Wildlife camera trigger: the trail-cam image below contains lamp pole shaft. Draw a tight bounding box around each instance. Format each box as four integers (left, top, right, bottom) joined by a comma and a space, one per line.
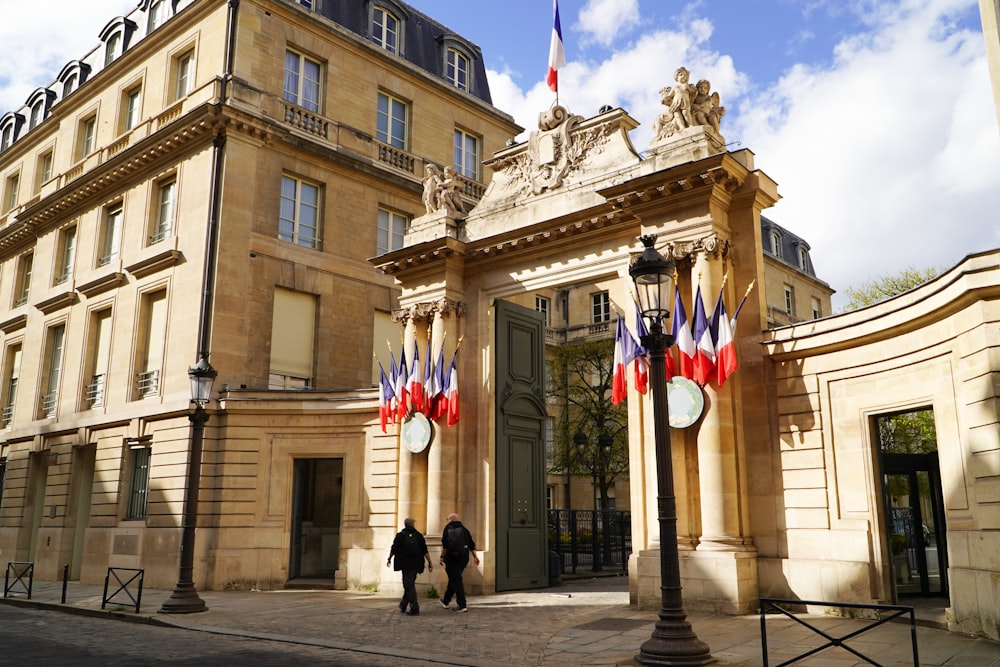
159, 406, 208, 614
636, 324, 713, 665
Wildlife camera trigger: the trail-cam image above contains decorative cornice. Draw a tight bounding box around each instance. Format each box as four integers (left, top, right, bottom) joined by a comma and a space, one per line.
0, 314, 27, 334
392, 298, 466, 324
77, 272, 126, 298
35, 290, 79, 315
125, 249, 183, 278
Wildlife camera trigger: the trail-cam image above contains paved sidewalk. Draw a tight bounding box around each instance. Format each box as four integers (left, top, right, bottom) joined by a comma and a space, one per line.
2, 574, 998, 666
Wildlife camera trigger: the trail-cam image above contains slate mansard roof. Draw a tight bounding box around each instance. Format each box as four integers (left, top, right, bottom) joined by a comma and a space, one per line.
761, 215, 823, 279
0, 0, 493, 154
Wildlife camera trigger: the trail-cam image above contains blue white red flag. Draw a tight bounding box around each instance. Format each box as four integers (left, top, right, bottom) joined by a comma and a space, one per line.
395, 347, 409, 419
378, 360, 395, 433
446, 352, 460, 426
430, 346, 447, 421
692, 285, 716, 386
611, 317, 629, 405
632, 302, 651, 392
408, 339, 423, 414
421, 338, 434, 417
710, 290, 737, 387
547, 0, 565, 92
671, 287, 695, 380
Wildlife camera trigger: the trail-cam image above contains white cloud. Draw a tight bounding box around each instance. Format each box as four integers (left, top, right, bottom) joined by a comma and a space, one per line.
0, 1, 136, 113
577, 0, 641, 48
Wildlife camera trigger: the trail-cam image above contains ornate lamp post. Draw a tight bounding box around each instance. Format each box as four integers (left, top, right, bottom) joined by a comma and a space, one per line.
630, 235, 713, 665
159, 355, 217, 614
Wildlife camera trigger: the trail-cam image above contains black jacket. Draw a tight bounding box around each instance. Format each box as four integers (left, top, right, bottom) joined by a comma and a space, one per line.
390, 528, 428, 573
441, 521, 476, 563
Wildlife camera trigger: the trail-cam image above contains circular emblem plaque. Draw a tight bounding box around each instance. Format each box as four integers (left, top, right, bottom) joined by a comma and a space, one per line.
666, 377, 704, 428
402, 412, 432, 453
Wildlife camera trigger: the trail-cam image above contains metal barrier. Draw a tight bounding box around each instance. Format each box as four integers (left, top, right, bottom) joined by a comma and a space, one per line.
102, 567, 145, 613
759, 597, 918, 666
548, 510, 631, 574
3, 562, 33, 598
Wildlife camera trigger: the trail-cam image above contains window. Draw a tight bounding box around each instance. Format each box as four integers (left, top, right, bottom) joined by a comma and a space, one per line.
54, 225, 77, 285
4, 172, 18, 212
123, 85, 142, 131
454, 129, 479, 180
149, 178, 176, 244
35, 151, 53, 192
535, 296, 550, 327
811, 297, 821, 320
376, 207, 406, 254
78, 115, 96, 160
105, 32, 121, 66
783, 284, 794, 315
269, 288, 315, 389
98, 204, 123, 266
770, 230, 782, 258
376, 92, 407, 149
296, 0, 313, 8
283, 50, 321, 112
798, 246, 809, 271
278, 175, 320, 249
124, 441, 151, 520
592, 292, 610, 324
64, 73, 78, 96
446, 48, 469, 91
147, 0, 169, 31
1, 344, 21, 426
174, 50, 195, 100
135, 290, 167, 398
371, 6, 399, 54
13, 252, 32, 307
29, 101, 44, 130
85, 309, 113, 409
1, 125, 12, 151
40, 324, 66, 418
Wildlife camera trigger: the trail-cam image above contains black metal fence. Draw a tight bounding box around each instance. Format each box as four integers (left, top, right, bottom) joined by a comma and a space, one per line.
548, 509, 631, 574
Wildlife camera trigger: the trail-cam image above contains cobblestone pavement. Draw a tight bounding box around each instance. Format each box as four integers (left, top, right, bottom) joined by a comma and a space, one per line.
2, 575, 998, 666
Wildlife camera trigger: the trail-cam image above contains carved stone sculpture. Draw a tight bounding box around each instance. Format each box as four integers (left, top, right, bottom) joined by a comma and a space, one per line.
422, 163, 442, 214
651, 67, 724, 142
438, 165, 466, 215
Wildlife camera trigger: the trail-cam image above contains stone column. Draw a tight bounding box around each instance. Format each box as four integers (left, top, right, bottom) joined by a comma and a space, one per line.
425, 300, 462, 541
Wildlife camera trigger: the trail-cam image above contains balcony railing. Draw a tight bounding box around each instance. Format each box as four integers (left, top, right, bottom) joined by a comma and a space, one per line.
86, 374, 106, 408
1, 403, 13, 426
40, 391, 58, 418
284, 103, 329, 139
136, 369, 160, 397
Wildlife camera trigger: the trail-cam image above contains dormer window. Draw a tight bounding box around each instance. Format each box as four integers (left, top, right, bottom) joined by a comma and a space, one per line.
147, 0, 170, 31
25, 89, 55, 132
439, 35, 479, 93
770, 230, 782, 258
371, 4, 408, 55
798, 246, 809, 271
29, 102, 43, 130
446, 49, 469, 91
58, 61, 92, 100
0, 113, 24, 152
99, 17, 138, 68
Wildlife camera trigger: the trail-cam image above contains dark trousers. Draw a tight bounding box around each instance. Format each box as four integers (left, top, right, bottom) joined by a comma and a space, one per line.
442, 559, 467, 608
400, 568, 419, 611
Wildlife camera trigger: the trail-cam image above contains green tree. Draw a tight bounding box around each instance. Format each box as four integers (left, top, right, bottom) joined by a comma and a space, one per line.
546, 338, 629, 513
840, 265, 942, 312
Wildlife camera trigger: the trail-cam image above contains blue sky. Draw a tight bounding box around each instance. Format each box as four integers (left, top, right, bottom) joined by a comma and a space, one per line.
2, 0, 998, 309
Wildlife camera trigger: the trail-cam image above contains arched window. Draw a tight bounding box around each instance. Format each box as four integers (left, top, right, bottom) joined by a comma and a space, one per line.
58, 61, 92, 100
770, 230, 782, 258
372, 6, 399, 54
99, 17, 138, 67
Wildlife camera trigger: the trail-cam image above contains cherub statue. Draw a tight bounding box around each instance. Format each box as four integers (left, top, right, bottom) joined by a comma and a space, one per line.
691, 79, 724, 135
652, 66, 696, 140
438, 166, 466, 215
422, 163, 442, 214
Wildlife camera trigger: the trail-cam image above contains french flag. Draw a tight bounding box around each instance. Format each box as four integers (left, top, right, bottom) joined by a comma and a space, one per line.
395, 347, 409, 420
547, 0, 565, 92
632, 302, 651, 392
408, 340, 423, 415
671, 287, 695, 380
692, 285, 716, 387
378, 361, 395, 433
611, 317, 630, 405
421, 338, 435, 417
711, 290, 738, 387
430, 346, 447, 421
445, 352, 460, 426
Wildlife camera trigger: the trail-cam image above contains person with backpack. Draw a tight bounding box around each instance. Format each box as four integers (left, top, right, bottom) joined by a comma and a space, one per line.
387, 517, 432, 615
438, 512, 479, 612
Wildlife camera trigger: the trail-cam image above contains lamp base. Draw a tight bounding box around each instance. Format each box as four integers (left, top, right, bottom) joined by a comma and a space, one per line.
158, 582, 207, 614
635, 615, 714, 666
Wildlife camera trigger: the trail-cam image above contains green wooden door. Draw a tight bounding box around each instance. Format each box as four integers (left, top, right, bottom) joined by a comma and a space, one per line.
495, 300, 548, 591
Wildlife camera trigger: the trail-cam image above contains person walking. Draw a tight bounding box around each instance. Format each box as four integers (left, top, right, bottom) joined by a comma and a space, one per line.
438, 512, 479, 612
387, 517, 432, 616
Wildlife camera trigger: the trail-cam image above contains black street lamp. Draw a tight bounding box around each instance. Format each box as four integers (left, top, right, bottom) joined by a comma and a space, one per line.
159, 355, 217, 614
596, 434, 613, 567
630, 235, 713, 665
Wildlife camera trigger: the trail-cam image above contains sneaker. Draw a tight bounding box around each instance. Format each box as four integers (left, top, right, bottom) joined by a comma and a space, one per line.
439, 599, 449, 609
452, 606, 468, 613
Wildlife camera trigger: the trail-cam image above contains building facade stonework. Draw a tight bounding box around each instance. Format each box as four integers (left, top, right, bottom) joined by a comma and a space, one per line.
0, 0, 996, 643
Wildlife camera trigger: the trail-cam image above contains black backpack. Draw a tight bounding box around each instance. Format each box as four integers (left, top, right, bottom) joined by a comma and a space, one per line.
401, 530, 422, 558
445, 524, 466, 555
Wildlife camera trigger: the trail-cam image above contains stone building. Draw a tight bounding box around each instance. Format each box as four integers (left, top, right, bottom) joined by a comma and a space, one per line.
0, 0, 996, 644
